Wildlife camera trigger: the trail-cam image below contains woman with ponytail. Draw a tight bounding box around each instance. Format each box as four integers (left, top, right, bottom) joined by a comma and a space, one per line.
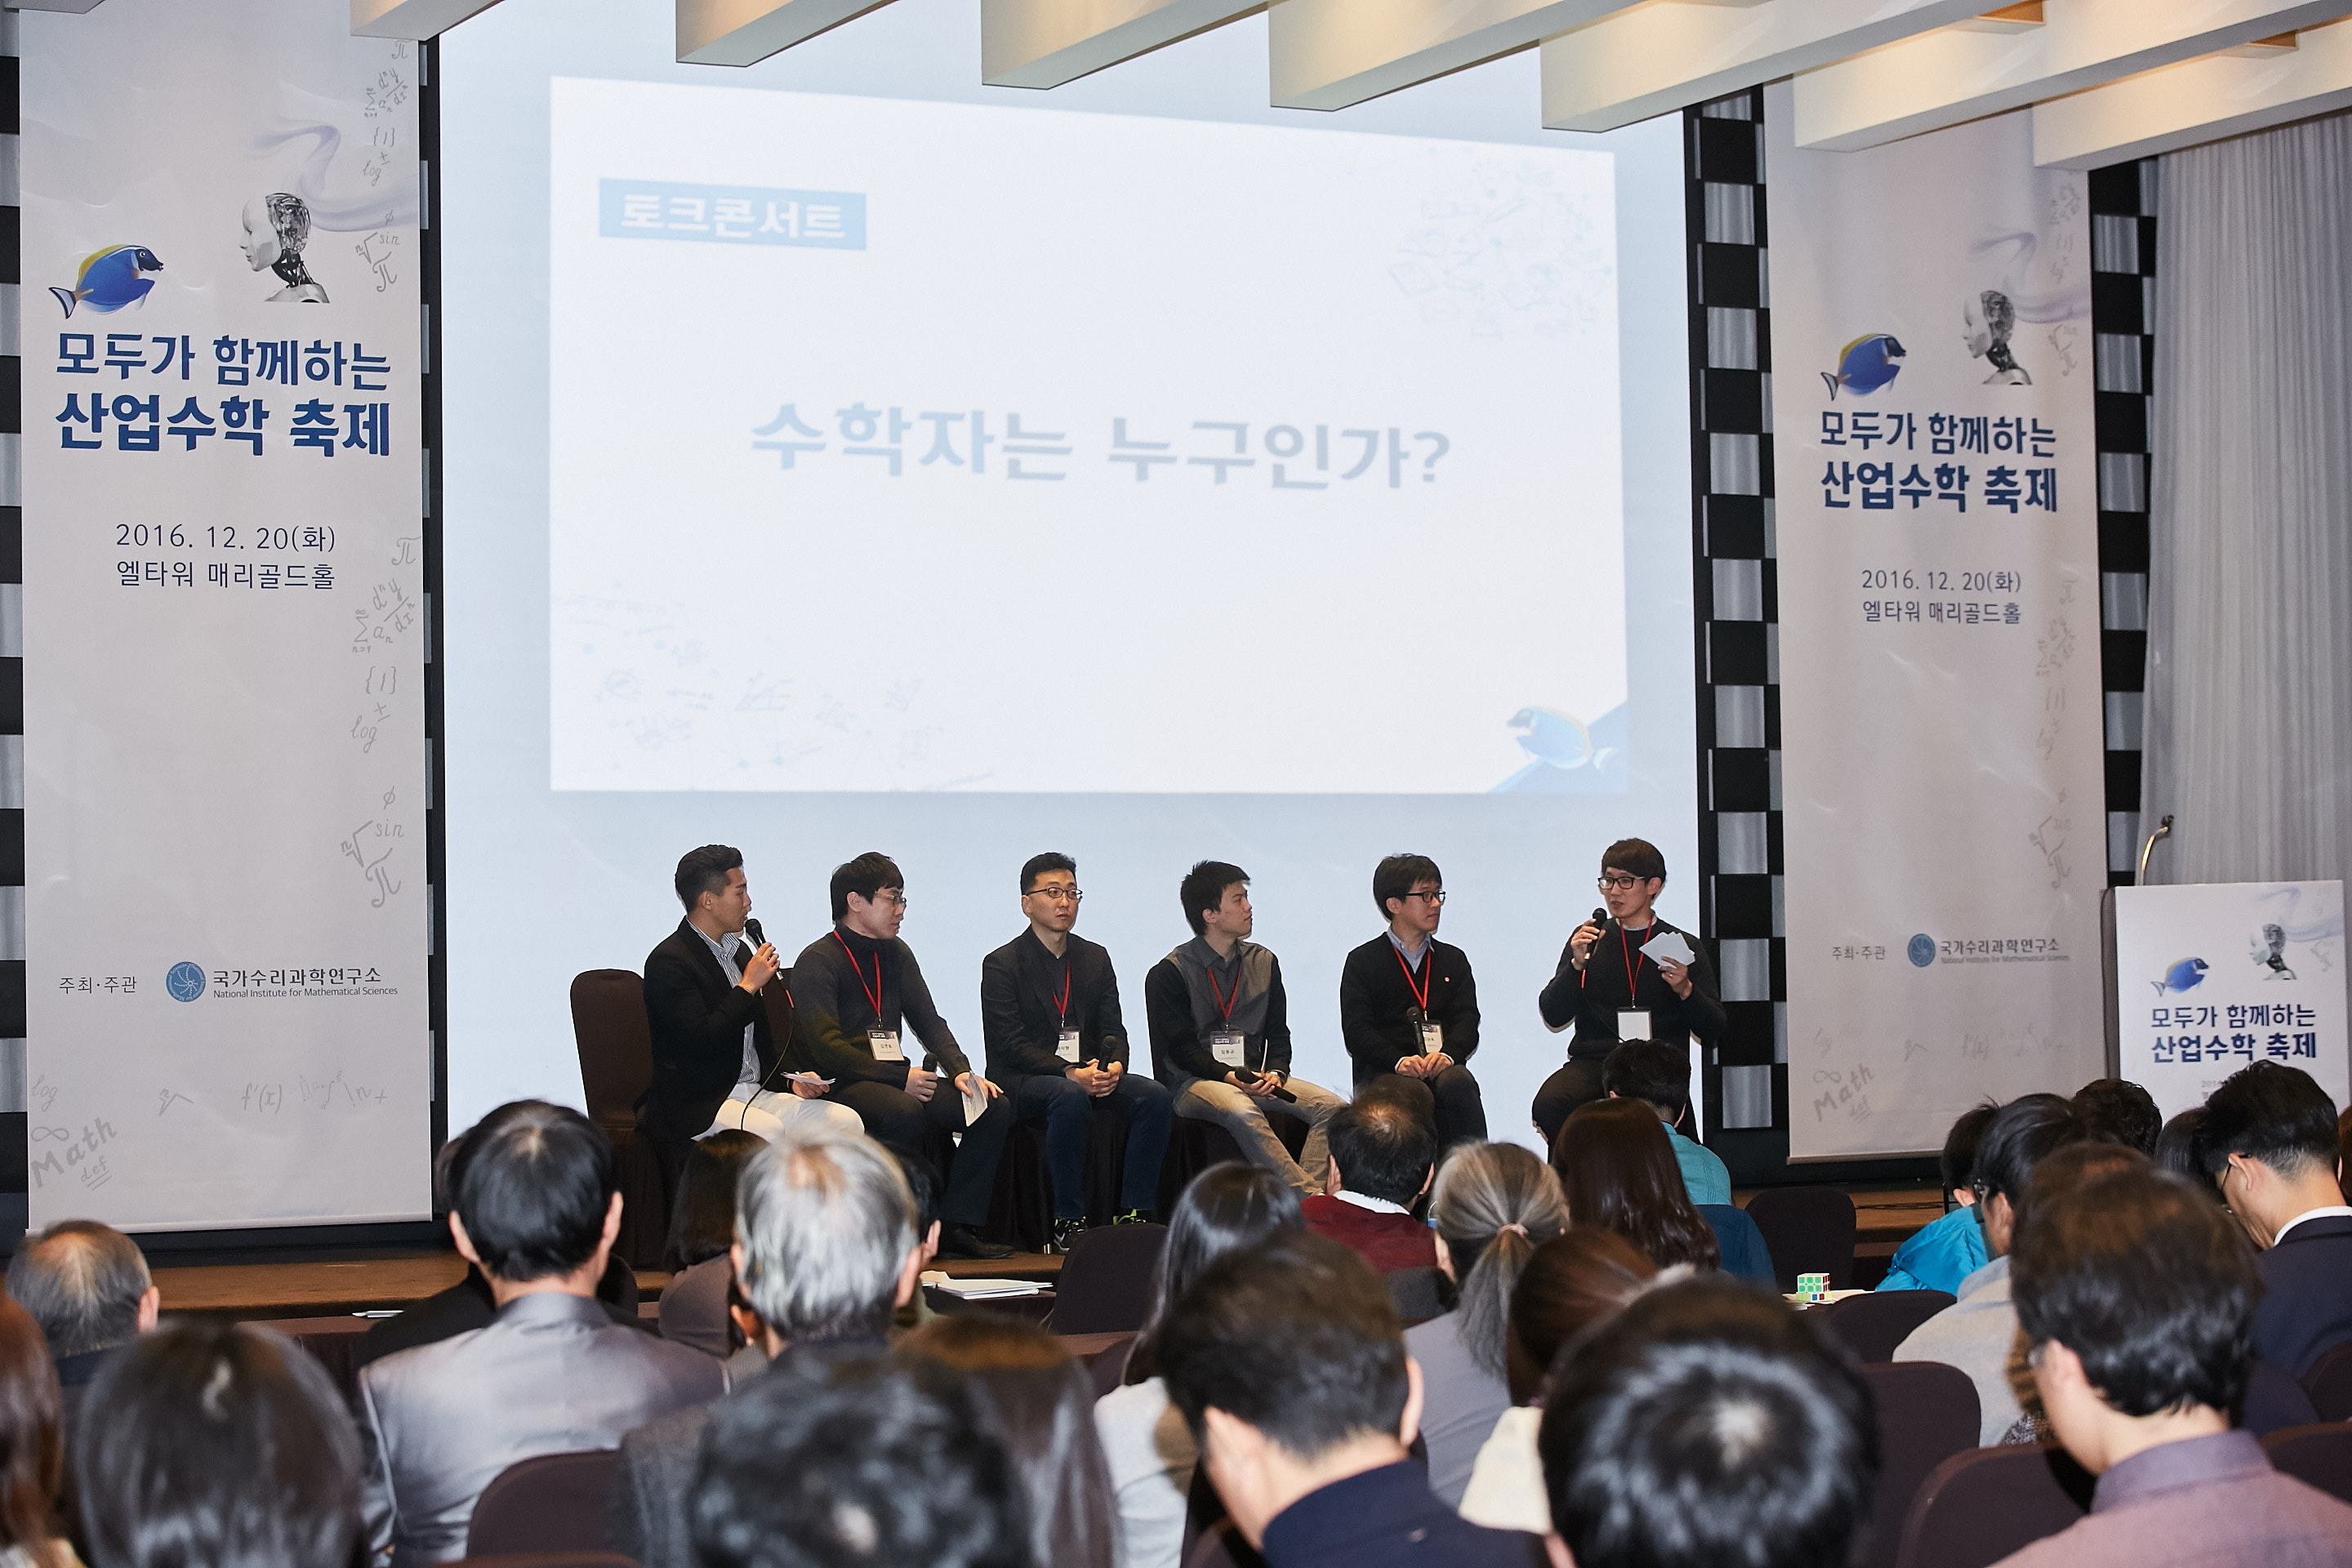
1405, 1142, 1569, 1508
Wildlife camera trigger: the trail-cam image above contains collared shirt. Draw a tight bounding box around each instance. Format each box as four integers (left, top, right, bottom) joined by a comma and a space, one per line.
2276, 1205, 2352, 1246
1386, 929, 1431, 969
1993, 1428, 2352, 1568
1335, 1189, 1411, 1217
692, 924, 758, 1089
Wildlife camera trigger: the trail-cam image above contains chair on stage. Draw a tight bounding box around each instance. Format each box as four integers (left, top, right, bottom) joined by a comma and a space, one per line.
2304, 1340, 2352, 1421
1049, 1222, 1168, 1335
1156, 1116, 1310, 1216
985, 1096, 1142, 1255
1698, 1203, 1778, 1289
1895, 1443, 2092, 1568
1817, 1290, 1956, 1365
568, 969, 673, 1270
1855, 1361, 1979, 1568
1745, 1186, 1859, 1291
2263, 1422, 2352, 1507
466, 1450, 621, 1558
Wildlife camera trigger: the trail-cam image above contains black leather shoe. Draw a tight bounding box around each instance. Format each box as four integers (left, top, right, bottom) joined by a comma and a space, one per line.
938, 1223, 1014, 1261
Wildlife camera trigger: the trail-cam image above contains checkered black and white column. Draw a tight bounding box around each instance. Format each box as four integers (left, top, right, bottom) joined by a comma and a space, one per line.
0, 19, 27, 1223
2090, 160, 2156, 887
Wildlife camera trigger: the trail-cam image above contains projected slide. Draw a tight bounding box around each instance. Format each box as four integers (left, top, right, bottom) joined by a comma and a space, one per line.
549, 79, 1628, 794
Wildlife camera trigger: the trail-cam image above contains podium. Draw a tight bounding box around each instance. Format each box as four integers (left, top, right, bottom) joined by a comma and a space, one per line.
2101, 880, 2348, 1121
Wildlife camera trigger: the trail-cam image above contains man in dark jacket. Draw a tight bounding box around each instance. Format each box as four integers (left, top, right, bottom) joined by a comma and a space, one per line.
1339, 853, 1486, 1148
639, 844, 859, 1150
2199, 1061, 2352, 1377
980, 852, 1172, 1254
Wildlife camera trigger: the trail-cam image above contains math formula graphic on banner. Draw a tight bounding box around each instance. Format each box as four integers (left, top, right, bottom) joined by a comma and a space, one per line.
20, 0, 430, 1230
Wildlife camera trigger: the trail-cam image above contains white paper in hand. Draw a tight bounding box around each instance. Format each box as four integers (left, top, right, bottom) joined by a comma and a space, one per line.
1641, 929, 1696, 968
961, 1076, 991, 1127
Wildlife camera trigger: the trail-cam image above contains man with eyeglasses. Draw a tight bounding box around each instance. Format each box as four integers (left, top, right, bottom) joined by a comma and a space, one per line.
1532, 838, 1726, 1149
980, 853, 1174, 1254
1339, 853, 1486, 1148
783, 851, 1017, 1260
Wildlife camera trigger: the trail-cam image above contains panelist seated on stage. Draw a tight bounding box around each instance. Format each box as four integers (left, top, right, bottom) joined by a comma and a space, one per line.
784, 851, 1017, 1262
639, 844, 860, 1148
1145, 860, 1345, 1198
1533, 839, 1725, 1149
1303, 1097, 1440, 1276
359, 1101, 724, 1568
1339, 853, 1487, 1149
1601, 1040, 1730, 1207
980, 852, 1174, 1254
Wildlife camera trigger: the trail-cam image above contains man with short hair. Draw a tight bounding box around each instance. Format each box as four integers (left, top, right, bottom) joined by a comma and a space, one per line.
786, 851, 1016, 1261
1302, 1099, 1439, 1275
5, 1218, 158, 1428
1533, 839, 1726, 1147
981, 851, 1174, 1254
1157, 1232, 1544, 1567
2198, 1061, 2352, 1377
615, 1123, 929, 1568
1145, 861, 1344, 1196
1993, 1162, 2352, 1567
1878, 1101, 1997, 1295
359, 1102, 724, 1567
1894, 1094, 2105, 1446
691, 1356, 1027, 1568
1339, 853, 1487, 1150
2073, 1078, 2162, 1156
1539, 1276, 1877, 1568
1601, 1039, 1730, 1205
640, 844, 861, 1150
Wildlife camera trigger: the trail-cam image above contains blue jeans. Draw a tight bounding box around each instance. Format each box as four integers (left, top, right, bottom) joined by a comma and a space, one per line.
1013, 1068, 1174, 1220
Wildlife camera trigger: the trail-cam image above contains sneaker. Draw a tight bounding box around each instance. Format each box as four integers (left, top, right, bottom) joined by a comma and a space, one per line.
1047, 1218, 1088, 1255
1111, 1209, 1150, 1226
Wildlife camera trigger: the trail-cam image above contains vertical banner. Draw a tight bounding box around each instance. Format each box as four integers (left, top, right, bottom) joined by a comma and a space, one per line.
20, 2, 429, 1227
2114, 882, 2348, 1122
1766, 87, 2107, 1159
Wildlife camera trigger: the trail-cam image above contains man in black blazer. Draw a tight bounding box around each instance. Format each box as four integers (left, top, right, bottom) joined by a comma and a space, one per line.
980, 853, 1173, 1254
2199, 1061, 2352, 1377
1339, 853, 1486, 1148
639, 845, 860, 1151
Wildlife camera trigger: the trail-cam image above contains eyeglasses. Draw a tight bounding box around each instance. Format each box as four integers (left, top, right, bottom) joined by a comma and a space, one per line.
1027, 886, 1084, 904
1404, 890, 1447, 905
1597, 875, 1646, 892
875, 889, 909, 910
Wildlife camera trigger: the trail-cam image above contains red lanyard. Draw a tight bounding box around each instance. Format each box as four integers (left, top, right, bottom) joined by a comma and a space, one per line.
1205, 964, 1241, 1022
833, 932, 883, 1018
1054, 963, 1072, 1029
1392, 941, 1432, 1013
1621, 923, 1646, 999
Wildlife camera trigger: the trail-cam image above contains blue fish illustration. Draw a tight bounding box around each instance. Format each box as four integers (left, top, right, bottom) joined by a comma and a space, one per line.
51, 245, 163, 318
2151, 957, 2209, 996
1508, 707, 1594, 770
1821, 333, 1906, 399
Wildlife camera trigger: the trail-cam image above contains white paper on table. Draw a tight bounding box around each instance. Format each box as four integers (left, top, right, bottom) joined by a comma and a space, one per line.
1641, 930, 1696, 968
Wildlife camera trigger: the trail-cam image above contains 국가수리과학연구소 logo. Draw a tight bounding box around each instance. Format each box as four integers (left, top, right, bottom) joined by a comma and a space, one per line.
165, 962, 207, 1002
1907, 935, 1936, 969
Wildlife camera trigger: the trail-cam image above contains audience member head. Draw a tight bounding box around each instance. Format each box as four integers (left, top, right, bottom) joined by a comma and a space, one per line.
735, 1123, 920, 1349
5, 1221, 158, 1363
884, 1143, 944, 1263
1129, 1163, 1303, 1384
1552, 1098, 1721, 1272
1371, 854, 1442, 926
1180, 860, 1249, 939
1325, 1098, 1436, 1209
449, 1100, 621, 1290
2198, 1061, 2346, 1243
1932, 1102, 1998, 1214
899, 1319, 1115, 1568
0, 1296, 64, 1567
1969, 1093, 2084, 1257
692, 1356, 1024, 1568
1157, 1232, 1415, 1548
75, 1321, 360, 1568
2073, 1078, 2162, 1157
1428, 1143, 1569, 1383
1602, 1040, 1697, 1128
1539, 1276, 1877, 1568
664, 1129, 767, 1272
1505, 1227, 1658, 1405
2155, 1107, 2217, 1198
2012, 1163, 2258, 1475
675, 843, 745, 915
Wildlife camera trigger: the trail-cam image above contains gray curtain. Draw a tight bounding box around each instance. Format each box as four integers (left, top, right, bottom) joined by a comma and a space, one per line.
2141, 113, 2352, 885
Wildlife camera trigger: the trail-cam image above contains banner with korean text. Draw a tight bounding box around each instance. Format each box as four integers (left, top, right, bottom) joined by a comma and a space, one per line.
20, 0, 430, 1227
1765, 87, 2108, 1160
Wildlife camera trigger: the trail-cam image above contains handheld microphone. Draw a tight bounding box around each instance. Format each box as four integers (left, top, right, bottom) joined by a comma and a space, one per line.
744, 916, 767, 949
1590, 906, 1610, 932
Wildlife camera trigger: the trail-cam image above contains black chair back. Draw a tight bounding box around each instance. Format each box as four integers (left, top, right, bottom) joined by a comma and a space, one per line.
2264, 1422, 2352, 1507
2304, 1340, 2352, 1421
1744, 1187, 1859, 1290
1818, 1290, 1956, 1364
1049, 1223, 1169, 1335
1855, 1362, 1979, 1568
2246, 1356, 2321, 1436
466, 1451, 621, 1558
1895, 1444, 2092, 1568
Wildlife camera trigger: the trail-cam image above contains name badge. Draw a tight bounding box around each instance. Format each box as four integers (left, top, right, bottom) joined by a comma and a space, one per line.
1209, 1031, 1246, 1067
1057, 1030, 1082, 1063
1617, 1009, 1653, 1042
868, 1028, 906, 1062
1418, 1022, 1445, 1056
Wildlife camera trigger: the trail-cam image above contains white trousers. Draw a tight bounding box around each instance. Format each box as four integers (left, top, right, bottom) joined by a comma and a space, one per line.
697, 1082, 862, 1141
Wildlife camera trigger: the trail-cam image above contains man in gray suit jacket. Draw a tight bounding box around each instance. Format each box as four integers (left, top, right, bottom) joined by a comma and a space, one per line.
359, 1102, 725, 1568
612, 1120, 926, 1568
